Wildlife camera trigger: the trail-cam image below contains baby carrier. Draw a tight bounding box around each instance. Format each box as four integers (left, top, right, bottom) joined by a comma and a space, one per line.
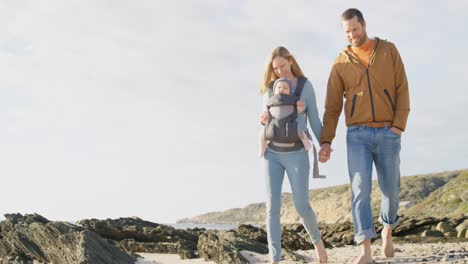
264, 77, 307, 152
264, 77, 325, 178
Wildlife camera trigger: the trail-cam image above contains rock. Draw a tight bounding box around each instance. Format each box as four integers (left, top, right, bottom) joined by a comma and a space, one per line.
421, 230, 445, 237
319, 221, 353, 247
455, 220, 467, 238
197, 230, 268, 263
456, 219, 468, 232
393, 216, 439, 236
78, 217, 198, 258
341, 233, 355, 245
282, 250, 308, 263
436, 222, 455, 233
0, 213, 135, 264
444, 232, 457, 238
117, 239, 197, 259
281, 225, 314, 251
236, 224, 267, 244
448, 214, 466, 228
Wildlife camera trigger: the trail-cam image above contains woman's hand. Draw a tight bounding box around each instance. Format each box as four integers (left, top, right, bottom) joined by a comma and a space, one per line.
319, 143, 333, 163
297, 101, 305, 113
260, 111, 270, 125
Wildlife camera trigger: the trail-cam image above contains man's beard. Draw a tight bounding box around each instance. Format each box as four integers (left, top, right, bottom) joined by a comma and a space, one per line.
350, 31, 368, 47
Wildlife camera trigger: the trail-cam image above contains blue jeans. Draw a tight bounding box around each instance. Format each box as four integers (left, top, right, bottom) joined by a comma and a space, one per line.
346, 125, 401, 244
264, 148, 321, 262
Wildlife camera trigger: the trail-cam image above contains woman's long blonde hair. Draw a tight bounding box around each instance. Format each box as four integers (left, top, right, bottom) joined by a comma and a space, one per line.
260, 46, 305, 94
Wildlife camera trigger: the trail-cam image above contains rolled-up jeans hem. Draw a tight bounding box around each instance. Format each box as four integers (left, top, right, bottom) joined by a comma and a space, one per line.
354, 228, 377, 244
379, 215, 400, 229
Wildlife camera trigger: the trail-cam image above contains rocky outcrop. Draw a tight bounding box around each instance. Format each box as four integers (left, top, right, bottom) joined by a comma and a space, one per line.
1, 213, 466, 264
78, 217, 199, 259
321, 215, 468, 247
197, 229, 268, 263
0, 213, 135, 264
234, 216, 468, 251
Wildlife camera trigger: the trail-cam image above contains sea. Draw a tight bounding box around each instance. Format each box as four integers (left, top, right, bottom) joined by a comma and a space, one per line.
167, 223, 261, 230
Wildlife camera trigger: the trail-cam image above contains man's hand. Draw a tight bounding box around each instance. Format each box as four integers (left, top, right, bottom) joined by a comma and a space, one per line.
260, 111, 270, 125
390, 127, 402, 135
319, 143, 333, 163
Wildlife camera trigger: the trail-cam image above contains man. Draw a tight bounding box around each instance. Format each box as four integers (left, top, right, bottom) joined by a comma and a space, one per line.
319, 8, 410, 264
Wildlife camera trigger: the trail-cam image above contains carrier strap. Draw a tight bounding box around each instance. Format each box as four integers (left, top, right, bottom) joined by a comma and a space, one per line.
268, 76, 307, 98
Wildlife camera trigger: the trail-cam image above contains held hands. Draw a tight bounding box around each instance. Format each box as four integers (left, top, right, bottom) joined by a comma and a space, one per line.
319, 143, 333, 163
297, 101, 305, 113
260, 111, 270, 125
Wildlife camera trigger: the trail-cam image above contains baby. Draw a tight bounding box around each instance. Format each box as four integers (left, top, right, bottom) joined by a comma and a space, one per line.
259, 78, 312, 157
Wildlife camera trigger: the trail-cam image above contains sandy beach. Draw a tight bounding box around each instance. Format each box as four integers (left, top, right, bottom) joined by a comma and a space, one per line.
136, 241, 468, 263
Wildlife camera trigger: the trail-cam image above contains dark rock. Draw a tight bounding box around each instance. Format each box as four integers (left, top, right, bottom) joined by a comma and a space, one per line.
421, 230, 445, 237
79, 217, 198, 258
393, 216, 439, 236
118, 238, 179, 254
237, 224, 267, 244
186, 227, 206, 237
281, 225, 314, 251
198, 230, 268, 263
436, 221, 455, 233
319, 221, 354, 247
282, 249, 308, 263
0, 213, 135, 264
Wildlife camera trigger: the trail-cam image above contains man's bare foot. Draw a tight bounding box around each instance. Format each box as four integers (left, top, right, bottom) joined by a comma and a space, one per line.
314, 240, 328, 263
354, 254, 373, 264
354, 239, 373, 264
381, 226, 394, 258
270, 262, 279, 264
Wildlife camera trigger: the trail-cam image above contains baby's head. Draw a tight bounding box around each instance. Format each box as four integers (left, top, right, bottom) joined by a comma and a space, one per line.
273, 78, 292, 95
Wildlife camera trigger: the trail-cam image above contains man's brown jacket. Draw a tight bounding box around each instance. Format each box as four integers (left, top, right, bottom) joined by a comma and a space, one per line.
320, 38, 410, 145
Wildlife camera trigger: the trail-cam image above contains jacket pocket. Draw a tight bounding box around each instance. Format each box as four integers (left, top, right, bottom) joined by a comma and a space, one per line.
350, 94, 357, 118
384, 89, 395, 113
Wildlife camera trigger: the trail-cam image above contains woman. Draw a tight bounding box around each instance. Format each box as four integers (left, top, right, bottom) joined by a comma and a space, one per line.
260, 46, 328, 263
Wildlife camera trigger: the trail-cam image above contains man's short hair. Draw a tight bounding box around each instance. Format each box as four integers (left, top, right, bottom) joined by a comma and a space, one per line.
341, 8, 365, 25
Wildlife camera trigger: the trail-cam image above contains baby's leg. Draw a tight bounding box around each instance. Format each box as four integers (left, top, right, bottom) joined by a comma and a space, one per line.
259, 130, 267, 157
298, 129, 311, 151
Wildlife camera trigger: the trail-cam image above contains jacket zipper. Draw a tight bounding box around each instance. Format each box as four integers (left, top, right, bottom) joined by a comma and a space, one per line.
366, 68, 376, 122
345, 38, 380, 123
351, 94, 357, 117
365, 39, 380, 122
384, 89, 395, 113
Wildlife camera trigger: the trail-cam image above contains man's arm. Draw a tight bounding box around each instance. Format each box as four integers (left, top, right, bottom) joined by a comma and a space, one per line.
320, 63, 345, 145
390, 43, 410, 131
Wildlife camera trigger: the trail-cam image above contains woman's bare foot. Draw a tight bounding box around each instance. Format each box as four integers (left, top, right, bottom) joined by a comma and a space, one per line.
381, 226, 394, 258
314, 240, 328, 263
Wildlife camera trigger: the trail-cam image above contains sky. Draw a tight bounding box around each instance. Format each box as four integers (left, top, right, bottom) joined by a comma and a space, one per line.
1, 0, 467, 223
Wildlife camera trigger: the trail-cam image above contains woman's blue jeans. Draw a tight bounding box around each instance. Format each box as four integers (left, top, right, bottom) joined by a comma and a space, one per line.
264, 148, 321, 262
346, 125, 401, 244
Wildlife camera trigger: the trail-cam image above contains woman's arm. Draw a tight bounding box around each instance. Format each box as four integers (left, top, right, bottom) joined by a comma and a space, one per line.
260, 92, 270, 125
302, 80, 323, 142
